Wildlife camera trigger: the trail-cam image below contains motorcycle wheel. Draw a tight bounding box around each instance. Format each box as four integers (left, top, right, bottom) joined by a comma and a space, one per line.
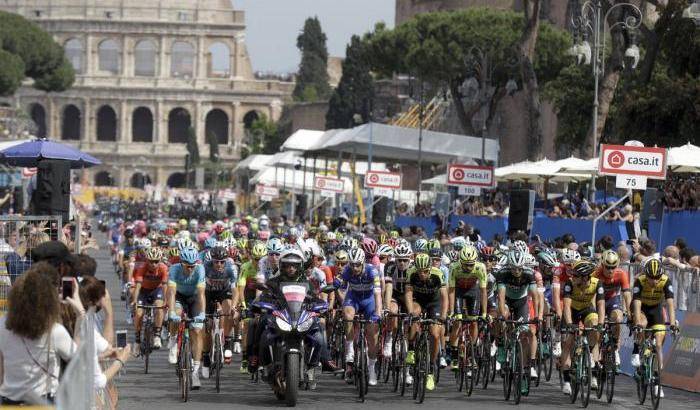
285, 354, 300, 407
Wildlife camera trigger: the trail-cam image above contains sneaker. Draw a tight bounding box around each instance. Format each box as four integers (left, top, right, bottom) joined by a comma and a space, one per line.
240, 360, 248, 373
168, 343, 178, 365
439, 356, 447, 369
466, 370, 472, 377
405, 350, 415, 365
191, 371, 201, 390
322, 360, 343, 374
495, 361, 501, 372
553, 341, 562, 357
490, 343, 497, 357
153, 336, 162, 350
233, 341, 241, 354
201, 366, 210, 379
562, 381, 572, 395
591, 377, 598, 390
615, 351, 621, 367
344, 363, 354, 384
655, 386, 664, 398
405, 373, 413, 385
530, 367, 538, 379
369, 367, 377, 386
631, 354, 640, 368
426, 374, 435, 391
224, 349, 233, 364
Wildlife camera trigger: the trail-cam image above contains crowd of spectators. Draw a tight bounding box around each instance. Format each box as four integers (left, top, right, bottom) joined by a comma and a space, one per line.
663, 175, 698, 211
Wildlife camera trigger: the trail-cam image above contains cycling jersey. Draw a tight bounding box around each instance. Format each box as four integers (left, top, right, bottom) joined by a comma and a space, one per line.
237, 260, 258, 291
306, 267, 328, 297
406, 267, 445, 306
563, 277, 605, 311
632, 274, 673, 307
203, 260, 237, 291
256, 256, 277, 284
133, 262, 168, 290
340, 264, 381, 299
495, 268, 537, 300
593, 266, 630, 299
448, 262, 488, 292
384, 262, 410, 298
168, 263, 205, 296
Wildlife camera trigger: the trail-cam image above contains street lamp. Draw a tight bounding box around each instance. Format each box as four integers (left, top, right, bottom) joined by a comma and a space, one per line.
569, 0, 642, 199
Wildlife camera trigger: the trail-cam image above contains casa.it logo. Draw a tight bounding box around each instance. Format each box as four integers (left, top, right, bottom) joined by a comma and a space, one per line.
607, 150, 625, 168
452, 168, 465, 180
368, 174, 379, 184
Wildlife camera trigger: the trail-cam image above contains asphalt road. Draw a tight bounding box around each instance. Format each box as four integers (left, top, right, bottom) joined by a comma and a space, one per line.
90, 235, 699, 409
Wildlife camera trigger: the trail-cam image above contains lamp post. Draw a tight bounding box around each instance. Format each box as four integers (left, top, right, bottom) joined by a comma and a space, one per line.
407, 77, 426, 206
569, 0, 642, 200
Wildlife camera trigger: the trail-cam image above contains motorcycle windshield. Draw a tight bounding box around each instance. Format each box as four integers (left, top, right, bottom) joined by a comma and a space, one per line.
281, 283, 307, 322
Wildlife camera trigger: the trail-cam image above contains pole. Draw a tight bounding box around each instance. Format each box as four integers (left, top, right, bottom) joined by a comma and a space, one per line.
592, 190, 631, 245
368, 121, 374, 223
310, 155, 317, 223
417, 79, 424, 206
336, 150, 343, 218
590, 0, 602, 203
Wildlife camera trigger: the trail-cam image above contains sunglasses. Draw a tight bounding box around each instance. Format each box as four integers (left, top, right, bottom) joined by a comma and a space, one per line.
269, 252, 280, 257
397, 259, 410, 263
183, 263, 195, 269
351, 262, 363, 268
213, 259, 226, 264
148, 259, 160, 264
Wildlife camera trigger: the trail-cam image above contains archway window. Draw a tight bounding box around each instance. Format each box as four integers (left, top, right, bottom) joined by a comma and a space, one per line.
64, 39, 84, 74
98, 39, 120, 74
205, 109, 229, 145
168, 108, 191, 143
208, 42, 230, 77
61, 105, 81, 140
242, 110, 260, 129
29, 103, 47, 138
94, 171, 113, 186
96, 105, 117, 141
130, 172, 151, 189
171, 41, 194, 78
132, 107, 153, 142
167, 172, 187, 188
134, 40, 156, 76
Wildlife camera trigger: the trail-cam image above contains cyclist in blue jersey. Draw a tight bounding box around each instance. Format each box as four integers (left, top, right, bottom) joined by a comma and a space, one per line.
340, 248, 382, 386
167, 247, 206, 389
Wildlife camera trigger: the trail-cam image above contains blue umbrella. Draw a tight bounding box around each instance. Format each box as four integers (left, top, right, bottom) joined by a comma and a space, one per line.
0, 138, 101, 169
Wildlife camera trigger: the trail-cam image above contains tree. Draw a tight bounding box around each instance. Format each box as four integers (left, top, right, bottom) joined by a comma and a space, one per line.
518, 0, 544, 159
206, 131, 220, 163
365, 8, 570, 141
293, 17, 331, 102
241, 114, 280, 158
326, 35, 375, 129
186, 127, 200, 165
0, 11, 74, 95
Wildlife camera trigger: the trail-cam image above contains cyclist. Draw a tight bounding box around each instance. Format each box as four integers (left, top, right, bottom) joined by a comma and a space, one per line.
341, 248, 382, 386
383, 242, 413, 367
448, 246, 488, 371
257, 238, 283, 285
167, 247, 207, 389
404, 253, 448, 391
630, 258, 678, 398
238, 241, 266, 372
560, 260, 605, 395
132, 247, 168, 350
201, 246, 239, 377
118, 228, 137, 300
593, 250, 631, 366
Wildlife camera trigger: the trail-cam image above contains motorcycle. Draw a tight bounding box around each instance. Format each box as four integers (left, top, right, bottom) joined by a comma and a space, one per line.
254, 283, 328, 407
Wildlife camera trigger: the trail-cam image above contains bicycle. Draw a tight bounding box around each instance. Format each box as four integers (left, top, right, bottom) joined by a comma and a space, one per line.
561, 326, 597, 408
344, 315, 373, 402
633, 324, 678, 410
328, 309, 346, 374
386, 312, 410, 396
597, 320, 621, 403
536, 313, 556, 385
136, 304, 166, 374
175, 314, 197, 402
500, 319, 537, 404
451, 316, 483, 396
474, 317, 494, 390
411, 315, 443, 404
205, 309, 234, 393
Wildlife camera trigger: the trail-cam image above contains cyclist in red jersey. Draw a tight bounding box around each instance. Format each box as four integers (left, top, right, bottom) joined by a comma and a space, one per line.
132, 247, 169, 349
593, 250, 631, 366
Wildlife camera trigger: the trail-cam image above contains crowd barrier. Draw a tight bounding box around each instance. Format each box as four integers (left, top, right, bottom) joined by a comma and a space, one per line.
394, 211, 700, 250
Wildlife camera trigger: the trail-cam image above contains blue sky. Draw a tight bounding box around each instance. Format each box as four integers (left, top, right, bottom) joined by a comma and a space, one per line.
234, 0, 395, 73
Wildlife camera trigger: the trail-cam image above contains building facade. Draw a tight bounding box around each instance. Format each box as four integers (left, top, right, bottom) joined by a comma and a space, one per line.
0, 0, 293, 188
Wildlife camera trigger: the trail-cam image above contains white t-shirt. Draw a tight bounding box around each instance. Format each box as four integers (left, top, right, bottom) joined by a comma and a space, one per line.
93, 329, 109, 389
0, 317, 76, 401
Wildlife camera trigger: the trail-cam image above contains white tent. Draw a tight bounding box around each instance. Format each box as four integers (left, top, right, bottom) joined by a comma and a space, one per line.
496, 158, 590, 182
266, 150, 387, 176
231, 154, 273, 174
280, 129, 325, 151
250, 167, 354, 194
668, 143, 700, 173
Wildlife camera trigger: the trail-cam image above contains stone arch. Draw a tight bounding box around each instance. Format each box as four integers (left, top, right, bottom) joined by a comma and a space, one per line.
168, 107, 191, 143
167, 172, 187, 188
242, 110, 260, 129
207, 42, 230, 77
132, 106, 153, 142
94, 171, 113, 186
64, 38, 84, 74
96, 105, 117, 141
134, 39, 157, 76
130, 172, 152, 189
205, 109, 229, 145
29, 103, 47, 138
61, 104, 81, 140
171, 41, 194, 78
98, 39, 120, 74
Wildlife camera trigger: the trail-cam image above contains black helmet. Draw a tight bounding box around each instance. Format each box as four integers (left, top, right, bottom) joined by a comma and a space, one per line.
124, 228, 134, 238
428, 247, 442, 258
209, 246, 228, 261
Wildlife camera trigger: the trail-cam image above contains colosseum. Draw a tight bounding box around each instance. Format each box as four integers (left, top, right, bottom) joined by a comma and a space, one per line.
0, 0, 293, 188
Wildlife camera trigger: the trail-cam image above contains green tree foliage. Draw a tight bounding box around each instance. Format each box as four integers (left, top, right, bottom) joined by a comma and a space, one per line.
242, 114, 280, 158
0, 11, 74, 95
364, 8, 570, 136
293, 17, 331, 102
206, 131, 220, 163
326, 35, 375, 129
186, 127, 200, 165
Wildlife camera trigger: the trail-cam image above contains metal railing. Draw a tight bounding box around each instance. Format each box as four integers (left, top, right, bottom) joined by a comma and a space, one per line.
56, 309, 96, 410
620, 261, 700, 313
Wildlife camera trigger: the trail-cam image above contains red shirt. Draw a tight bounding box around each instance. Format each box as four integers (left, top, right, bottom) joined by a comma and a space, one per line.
133, 263, 169, 290
593, 266, 630, 299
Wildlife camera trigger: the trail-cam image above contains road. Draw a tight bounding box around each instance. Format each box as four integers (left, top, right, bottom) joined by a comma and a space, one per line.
90, 238, 698, 409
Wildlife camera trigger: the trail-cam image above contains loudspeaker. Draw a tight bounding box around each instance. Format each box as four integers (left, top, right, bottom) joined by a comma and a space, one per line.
226, 201, 236, 217
508, 189, 535, 233
372, 196, 392, 225
295, 194, 308, 219
641, 188, 663, 226
31, 159, 70, 222
13, 186, 23, 211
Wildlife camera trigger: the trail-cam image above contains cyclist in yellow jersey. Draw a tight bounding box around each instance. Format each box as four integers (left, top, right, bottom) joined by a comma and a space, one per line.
561, 260, 605, 395
236, 242, 265, 373
631, 257, 677, 398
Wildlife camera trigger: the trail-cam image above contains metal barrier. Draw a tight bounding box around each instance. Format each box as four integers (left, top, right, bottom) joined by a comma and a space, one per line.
56, 309, 95, 410
0, 215, 63, 315
619, 261, 700, 313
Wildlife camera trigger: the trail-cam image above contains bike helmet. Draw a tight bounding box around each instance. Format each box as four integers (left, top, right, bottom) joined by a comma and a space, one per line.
394, 243, 413, 258
250, 241, 267, 259
204, 236, 218, 249
377, 244, 394, 257
267, 238, 284, 254
506, 249, 527, 268
389, 230, 400, 239
214, 221, 225, 234
429, 247, 442, 258
279, 247, 305, 272
446, 249, 459, 264
340, 237, 358, 250
459, 246, 478, 264
572, 259, 596, 277
335, 250, 349, 263
237, 238, 249, 250
348, 248, 366, 265
361, 237, 378, 257
426, 239, 441, 251
474, 240, 487, 252
560, 249, 581, 265
643, 258, 663, 279
157, 237, 170, 247
177, 237, 195, 252
210, 246, 228, 261
512, 240, 529, 254
601, 250, 620, 269
180, 247, 199, 265
414, 253, 431, 270
537, 250, 559, 268
378, 233, 388, 245
145, 247, 162, 261
450, 236, 467, 250
480, 246, 495, 260
136, 238, 151, 250
169, 247, 179, 257
414, 239, 428, 253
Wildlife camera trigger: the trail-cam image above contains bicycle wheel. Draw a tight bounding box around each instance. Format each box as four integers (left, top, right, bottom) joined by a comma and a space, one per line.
417, 337, 430, 404
513, 340, 524, 405
214, 335, 222, 393
544, 327, 554, 382
596, 348, 610, 400
180, 338, 191, 402
534, 340, 542, 387
399, 335, 408, 397
480, 339, 491, 389
502, 344, 512, 401
649, 352, 662, 410
580, 344, 592, 408
636, 362, 648, 405
392, 333, 401, 392
143, 324, 152, 374
457, 338, 465, 392
465, 340, 476, 397
570, 353, 579, 404
605, 360, 616, 404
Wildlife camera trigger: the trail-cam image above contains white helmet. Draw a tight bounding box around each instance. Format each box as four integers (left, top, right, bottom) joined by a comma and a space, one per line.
348, 248, 365, 264
560, 248, 581, 265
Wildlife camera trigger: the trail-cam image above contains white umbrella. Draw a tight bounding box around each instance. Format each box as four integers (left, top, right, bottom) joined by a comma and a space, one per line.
496, 158, 589, 182
668, 143, 700, 173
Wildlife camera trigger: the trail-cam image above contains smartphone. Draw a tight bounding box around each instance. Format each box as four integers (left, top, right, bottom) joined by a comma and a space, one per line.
61, 277, 73, 300
116, 330, 127, 348
626, 239, 636, 245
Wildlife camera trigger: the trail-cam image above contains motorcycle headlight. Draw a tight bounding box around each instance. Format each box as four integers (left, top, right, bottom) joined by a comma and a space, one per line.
275, 316, 292, 332
296, 317, 314, 332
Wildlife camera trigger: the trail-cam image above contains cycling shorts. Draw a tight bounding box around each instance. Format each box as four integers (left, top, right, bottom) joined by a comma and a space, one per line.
640, 304, 667, 331
505, 297, 529, 323
343, 292, 379, 322
205, 289, 233, 314
455, 293, 481, 318
137, 287, 164, 304
605, 295, 623, 316
175, 292, 201, 318
571, 306, 597, 325
415, 299, 442, 320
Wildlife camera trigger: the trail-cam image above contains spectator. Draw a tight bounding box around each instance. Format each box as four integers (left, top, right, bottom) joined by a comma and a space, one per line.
31, 241, 78, 279
0, 264, 85, 405
74, 254, 114, 345
4, 231, 50, 284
